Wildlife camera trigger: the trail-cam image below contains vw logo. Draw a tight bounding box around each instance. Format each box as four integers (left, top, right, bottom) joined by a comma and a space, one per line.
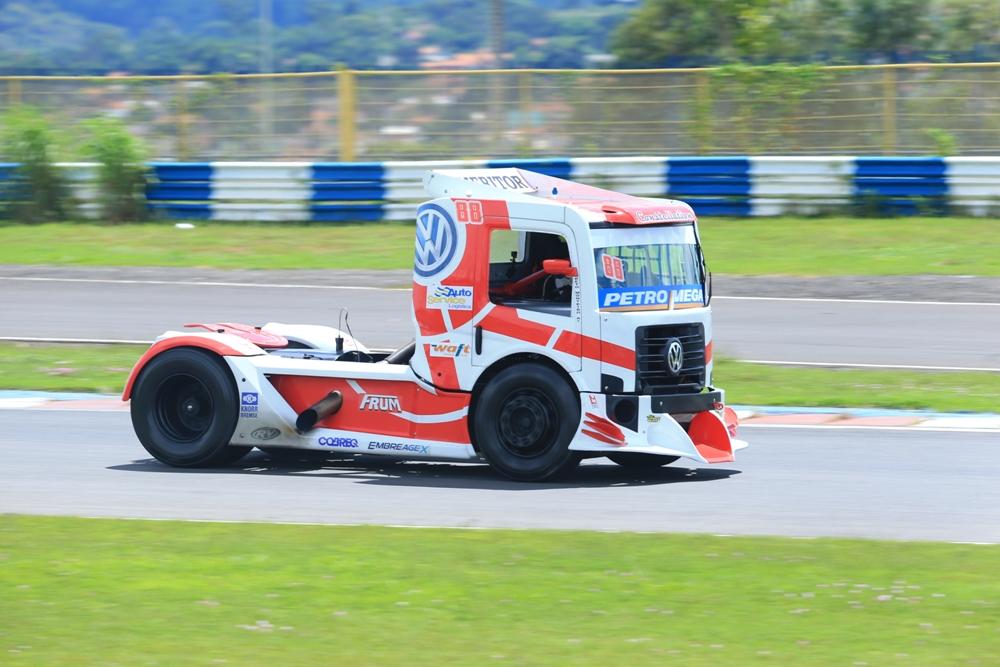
414, 204, 458, 278
664, 339, 684, 376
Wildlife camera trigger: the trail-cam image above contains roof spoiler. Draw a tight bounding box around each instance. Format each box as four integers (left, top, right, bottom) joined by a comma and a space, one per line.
423, 167, 697, 225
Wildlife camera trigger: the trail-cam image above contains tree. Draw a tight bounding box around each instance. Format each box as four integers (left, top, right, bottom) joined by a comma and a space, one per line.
849, 0, 934, 54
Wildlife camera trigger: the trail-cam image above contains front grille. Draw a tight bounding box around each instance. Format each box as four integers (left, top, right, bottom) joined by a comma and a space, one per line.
635, 323, 705, 394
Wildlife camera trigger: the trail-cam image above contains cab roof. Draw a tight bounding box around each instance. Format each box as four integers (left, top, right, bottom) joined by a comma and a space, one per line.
423, 168, 697, 225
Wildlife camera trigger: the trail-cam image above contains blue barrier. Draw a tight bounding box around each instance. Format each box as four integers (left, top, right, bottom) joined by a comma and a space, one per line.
3, 157, 997, 221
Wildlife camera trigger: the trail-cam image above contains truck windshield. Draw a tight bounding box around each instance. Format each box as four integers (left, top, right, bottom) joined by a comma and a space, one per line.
592, 225, 705, 311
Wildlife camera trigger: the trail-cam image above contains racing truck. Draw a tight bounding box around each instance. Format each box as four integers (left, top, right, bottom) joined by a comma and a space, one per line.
124, 168, 747, 481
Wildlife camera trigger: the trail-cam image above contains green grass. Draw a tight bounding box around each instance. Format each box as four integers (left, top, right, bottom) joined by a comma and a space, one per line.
0, 217, 997, 275
1, 515, 998, 665
1, 343, 997, 413
718, 358, 1000, 413
0, 342, 139, 394
698, 216, 1000, 276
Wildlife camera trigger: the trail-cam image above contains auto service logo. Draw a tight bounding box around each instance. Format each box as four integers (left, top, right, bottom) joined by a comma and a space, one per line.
665, 339, 684, 376
414, 204, 458, 279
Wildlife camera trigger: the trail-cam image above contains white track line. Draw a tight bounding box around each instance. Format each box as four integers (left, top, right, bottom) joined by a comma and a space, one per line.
714, 295, 1000, 307
740, 423, 1000, 434
0, 336, 152, 345
1, 276, 997, 306
742, 359, 1000, 373
0, 276, 411, 292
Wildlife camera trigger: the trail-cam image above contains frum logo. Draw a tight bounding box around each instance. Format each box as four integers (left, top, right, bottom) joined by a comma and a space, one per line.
359, 394, 401, 412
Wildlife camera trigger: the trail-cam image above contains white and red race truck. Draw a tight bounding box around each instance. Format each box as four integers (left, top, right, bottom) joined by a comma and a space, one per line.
124, 168, 747, 481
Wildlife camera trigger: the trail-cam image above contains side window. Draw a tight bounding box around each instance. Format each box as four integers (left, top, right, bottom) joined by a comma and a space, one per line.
488, 229, 573, 313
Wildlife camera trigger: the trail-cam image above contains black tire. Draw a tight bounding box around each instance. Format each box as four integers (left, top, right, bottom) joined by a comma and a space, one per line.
130, 347, 250, 467
472, 362, 580, 481
607, 453, 679, 469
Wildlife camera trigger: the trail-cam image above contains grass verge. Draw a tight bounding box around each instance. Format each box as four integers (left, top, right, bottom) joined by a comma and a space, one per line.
1, 515, 998, 665
0, 217, 997, 275
0, 342, 997, 413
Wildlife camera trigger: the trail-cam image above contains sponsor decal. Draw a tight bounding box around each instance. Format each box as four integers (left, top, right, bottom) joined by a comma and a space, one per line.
367, 441, 431, 455
426, 284, 474, 311
588, 394, 599, 407
634, 208, 693, 223
250, 427, 280, 441
646, 414, 661, 423
430, 341, 471, 358
359, 394, 401, 412
600, 254, 625, 282
240, 392, 259, 418
460, 173, 532, 191
414, 204, 459, 278
318, 436, 359, 448
599, 284, 704, 310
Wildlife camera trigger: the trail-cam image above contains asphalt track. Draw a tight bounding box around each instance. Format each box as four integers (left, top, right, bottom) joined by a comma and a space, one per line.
2, 269, 999, 369
1, 409, 998, 542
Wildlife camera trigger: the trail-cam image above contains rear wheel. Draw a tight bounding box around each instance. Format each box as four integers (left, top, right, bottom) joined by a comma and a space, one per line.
607, 453, 679, 469
472, 363, 580, 481
130, 348, 250, 467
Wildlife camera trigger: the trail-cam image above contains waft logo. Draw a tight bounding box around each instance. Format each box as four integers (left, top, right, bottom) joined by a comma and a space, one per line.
430, 341, 470, 358
359, 394, 401, 412
414, 204, 458, 278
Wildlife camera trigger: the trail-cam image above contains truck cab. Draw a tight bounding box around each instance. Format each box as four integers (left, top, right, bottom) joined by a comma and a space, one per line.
407, 168, 743, 474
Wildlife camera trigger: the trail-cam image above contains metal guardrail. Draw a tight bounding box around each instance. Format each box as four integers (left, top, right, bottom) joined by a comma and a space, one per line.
1, 63, 998, 160
3, 156, 994, 221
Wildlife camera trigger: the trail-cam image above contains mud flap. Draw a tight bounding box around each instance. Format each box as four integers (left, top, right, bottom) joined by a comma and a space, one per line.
688, 411, 735, 463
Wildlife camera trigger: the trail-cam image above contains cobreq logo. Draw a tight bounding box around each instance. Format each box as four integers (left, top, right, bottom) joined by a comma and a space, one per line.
359, 394, 402, 412
414, 204, 458, 278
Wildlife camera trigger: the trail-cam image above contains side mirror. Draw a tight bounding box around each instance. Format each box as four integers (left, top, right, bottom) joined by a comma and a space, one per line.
542, 259, 578, 278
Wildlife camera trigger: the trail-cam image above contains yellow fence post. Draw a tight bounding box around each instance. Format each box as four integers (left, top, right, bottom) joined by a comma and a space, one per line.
338, 67, 357, 162
176, 81, 191, 161
518, 71, 532, 154
694, 70, 712, 153
882, 67, 897, 155
8, 78, 22, 106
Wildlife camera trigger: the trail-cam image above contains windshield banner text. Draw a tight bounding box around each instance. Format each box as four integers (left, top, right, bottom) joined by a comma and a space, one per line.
598, 284, 704, 311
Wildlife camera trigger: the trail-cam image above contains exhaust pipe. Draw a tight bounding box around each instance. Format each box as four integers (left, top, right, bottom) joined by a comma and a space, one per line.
295, 390, 343, 434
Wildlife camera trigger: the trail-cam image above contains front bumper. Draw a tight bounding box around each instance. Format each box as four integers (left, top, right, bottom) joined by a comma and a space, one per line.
570, 391, 747, 464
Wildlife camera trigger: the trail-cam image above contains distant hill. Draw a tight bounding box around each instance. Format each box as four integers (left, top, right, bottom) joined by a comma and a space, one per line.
0, 0, 634, 74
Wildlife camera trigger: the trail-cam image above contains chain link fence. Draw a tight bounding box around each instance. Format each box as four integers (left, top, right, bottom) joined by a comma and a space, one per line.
2, 64, 997, 160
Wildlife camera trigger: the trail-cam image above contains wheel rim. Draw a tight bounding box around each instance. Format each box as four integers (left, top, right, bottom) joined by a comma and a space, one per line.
495, 388, 558, 458
153, 373, 214, 443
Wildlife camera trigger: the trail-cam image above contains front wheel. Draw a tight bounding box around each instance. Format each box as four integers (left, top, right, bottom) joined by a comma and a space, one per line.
472, 363, 580, 481
130, 348, 250, 467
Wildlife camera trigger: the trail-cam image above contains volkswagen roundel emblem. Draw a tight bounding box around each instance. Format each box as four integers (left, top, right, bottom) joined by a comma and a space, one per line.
414, 204, 458, 278
664, 338, 684, 376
